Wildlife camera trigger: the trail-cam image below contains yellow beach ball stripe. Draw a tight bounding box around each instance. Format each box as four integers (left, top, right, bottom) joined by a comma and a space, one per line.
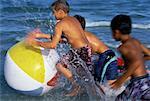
9, 41, 45, 83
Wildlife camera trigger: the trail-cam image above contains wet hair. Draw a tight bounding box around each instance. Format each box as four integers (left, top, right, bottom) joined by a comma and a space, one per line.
111, 14, 132, 35
51, 0, 70, 13
74, 15, 86, 30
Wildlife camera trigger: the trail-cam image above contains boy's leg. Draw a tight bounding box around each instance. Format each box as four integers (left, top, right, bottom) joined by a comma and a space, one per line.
56, 63, 80, 96
56, 63, 72, 79
47, 63, 72, 86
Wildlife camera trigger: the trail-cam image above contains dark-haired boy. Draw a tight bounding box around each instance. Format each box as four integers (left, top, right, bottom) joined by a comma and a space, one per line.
25, 0, 94, 96
74, 15, 119, 85
110, 14, 150, 100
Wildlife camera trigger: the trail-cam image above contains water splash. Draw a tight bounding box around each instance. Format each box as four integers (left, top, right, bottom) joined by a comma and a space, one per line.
8, 0, 55, 34
62, 48, 106, 100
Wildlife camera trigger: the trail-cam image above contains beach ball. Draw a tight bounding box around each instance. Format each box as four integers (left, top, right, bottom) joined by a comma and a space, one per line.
4, 40, 60, 96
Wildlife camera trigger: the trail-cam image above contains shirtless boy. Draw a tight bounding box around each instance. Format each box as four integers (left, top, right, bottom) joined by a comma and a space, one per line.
110, 14, 150, 100
74, 15, 118, 85
25, 0, 93, 96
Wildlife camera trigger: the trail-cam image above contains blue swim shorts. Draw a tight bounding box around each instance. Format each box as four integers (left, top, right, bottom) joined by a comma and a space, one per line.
94, 50, 118, 82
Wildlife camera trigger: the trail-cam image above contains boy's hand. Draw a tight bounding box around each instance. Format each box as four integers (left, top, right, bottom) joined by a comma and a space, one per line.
29, 28, 44, 38
25, 29, 42, 46
25, 34, 37, 46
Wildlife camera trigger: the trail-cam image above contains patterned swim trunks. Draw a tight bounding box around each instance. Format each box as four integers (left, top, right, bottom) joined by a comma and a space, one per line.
116, 74, 150, 101
58, 45, 93, 80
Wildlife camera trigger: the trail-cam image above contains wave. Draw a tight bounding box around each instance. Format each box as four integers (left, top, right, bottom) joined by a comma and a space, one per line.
105, 42, 150, 49
146, 45, 150, 48
86, 21, 150, 29
1, 6, 49, 13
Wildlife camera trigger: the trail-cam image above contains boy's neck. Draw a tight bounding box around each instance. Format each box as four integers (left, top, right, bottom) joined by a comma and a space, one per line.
61, 14, 68, 19
121, 35, 131, 43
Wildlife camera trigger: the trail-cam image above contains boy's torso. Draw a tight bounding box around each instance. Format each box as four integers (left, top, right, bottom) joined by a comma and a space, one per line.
119, 38, 147, 78
59, 16, 90, 49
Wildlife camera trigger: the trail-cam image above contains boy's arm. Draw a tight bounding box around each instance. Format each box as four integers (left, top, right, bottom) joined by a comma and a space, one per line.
111, 62, 139, 89
25, 29, 51, 46
29, 28, 51, 39
111, 46, 139, 89
140, 44, 150, 60
35, 33, 51, 39
36, 23, 63, 49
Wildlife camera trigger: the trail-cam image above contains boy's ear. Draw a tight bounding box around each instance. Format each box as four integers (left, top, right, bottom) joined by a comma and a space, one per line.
116, 30, 121, 34
58, 9, 64, 14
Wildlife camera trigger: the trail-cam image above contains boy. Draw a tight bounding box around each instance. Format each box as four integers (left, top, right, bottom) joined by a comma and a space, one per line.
74, 15, 118, 85
25, 0, 94, 96
110, 14, 150, 100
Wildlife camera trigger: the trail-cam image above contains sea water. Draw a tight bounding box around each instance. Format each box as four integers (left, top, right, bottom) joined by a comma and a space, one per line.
0, 0, 150, 101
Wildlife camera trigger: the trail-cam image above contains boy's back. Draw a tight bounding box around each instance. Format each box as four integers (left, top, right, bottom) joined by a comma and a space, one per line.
84, 31, 109, 53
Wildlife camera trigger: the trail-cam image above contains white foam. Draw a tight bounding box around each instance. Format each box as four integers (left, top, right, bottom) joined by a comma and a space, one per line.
86, 21, 110, 27
133, 24, 150, 29
86, 21, 150, 29
146, 45, 150, 48
102, 85, 125, 97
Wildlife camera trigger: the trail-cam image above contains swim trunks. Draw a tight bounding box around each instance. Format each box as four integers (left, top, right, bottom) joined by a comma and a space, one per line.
58, 45, 93, 80
116, 74, 150, 101
58, 45, 105, 97
94, 50, 118, 83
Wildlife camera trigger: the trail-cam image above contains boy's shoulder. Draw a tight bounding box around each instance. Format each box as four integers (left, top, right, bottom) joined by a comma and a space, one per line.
128, 38, 142, 49
56, 18, 70, 28
85, 31, 94, 36
119, 38, 142, 55
118, 40, 133, 54
85, 31, 99, 39
120, 38, 140, 47
62, 16, 75, 21
132, 38, 141, 45
118, 43, 128, 54
59, 16, 76, 25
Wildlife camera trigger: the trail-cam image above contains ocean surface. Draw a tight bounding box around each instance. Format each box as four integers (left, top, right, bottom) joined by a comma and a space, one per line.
0, 0, 150, 101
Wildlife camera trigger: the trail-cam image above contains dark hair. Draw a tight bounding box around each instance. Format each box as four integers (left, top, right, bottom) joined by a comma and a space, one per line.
74, 15, 86, 30
51, 0, 70, 13
111, 14, 132, 35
